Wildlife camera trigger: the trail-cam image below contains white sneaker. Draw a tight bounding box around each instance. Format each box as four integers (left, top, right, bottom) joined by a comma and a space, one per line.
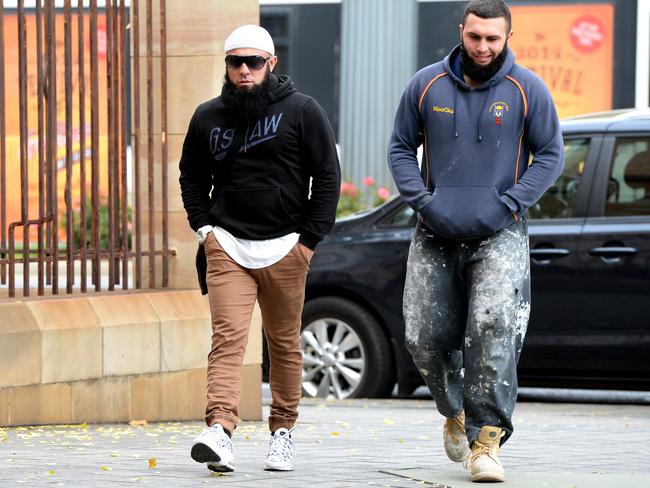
264, 427, 295, 471
190, 424, 235, 473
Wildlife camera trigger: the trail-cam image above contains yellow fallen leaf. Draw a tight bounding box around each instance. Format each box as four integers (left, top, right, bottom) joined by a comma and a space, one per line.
383, 418, 395, 425
330, 431, 340, 437
129, 420, 148, 426
100, 466, 111, 471
47, 470, 55, 475
110, 451, 120, 457
148, 457, 157, 469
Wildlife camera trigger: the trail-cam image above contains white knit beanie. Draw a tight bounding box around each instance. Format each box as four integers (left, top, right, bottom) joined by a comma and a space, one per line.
224, 24, 275, 56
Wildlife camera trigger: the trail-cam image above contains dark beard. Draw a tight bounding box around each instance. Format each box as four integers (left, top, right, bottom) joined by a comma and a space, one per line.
460, 42, 508, 85
220, 68, 272, 124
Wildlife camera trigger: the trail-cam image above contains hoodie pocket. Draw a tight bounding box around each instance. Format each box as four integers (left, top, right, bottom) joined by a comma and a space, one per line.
210, 187, 293, 235
421, 185, 513, 240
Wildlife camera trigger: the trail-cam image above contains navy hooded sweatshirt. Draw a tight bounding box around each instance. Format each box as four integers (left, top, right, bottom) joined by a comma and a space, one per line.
388, 45, 564, 240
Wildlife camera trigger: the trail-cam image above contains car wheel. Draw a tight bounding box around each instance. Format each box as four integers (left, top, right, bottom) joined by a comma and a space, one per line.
300, 297, 395, 399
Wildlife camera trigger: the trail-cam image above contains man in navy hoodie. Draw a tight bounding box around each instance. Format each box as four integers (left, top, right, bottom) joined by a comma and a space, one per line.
388, 0, 563, 482
180, 25, 340, 473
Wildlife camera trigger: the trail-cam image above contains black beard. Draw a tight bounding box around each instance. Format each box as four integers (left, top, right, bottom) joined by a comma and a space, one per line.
460, 42, 508, 84
221, 68, 272, 124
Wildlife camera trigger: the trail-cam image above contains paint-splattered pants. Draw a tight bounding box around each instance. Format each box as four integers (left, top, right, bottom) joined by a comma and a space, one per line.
403, 220, 530, 445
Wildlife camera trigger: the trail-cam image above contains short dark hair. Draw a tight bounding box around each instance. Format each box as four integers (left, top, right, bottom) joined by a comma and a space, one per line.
462, 0, 512, 34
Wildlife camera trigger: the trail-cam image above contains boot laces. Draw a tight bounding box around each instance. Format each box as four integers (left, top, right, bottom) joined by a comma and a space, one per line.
445, 416, 466, 445
451, 415, 465, 432
463, 441, 497, 470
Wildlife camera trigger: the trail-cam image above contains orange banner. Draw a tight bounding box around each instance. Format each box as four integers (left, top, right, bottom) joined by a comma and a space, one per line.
4, 11, 109, 242
510, 4, 614, 119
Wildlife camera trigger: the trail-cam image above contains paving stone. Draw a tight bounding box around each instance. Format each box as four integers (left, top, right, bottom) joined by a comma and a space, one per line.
0, 397, 648, 487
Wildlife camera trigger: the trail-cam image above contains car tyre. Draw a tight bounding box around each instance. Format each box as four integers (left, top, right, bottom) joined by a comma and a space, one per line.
300, 297, 395, 399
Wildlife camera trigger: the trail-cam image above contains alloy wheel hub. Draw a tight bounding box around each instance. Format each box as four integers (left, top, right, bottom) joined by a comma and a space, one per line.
300, 317, 366, 399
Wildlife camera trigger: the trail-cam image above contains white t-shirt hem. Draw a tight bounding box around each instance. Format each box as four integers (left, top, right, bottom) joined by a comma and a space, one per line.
212, 226, 300, 269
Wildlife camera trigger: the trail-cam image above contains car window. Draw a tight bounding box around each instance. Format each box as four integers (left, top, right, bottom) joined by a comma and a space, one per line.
378, 204, 416, 227
527, 138, 589, 220
604, 137, 650, 217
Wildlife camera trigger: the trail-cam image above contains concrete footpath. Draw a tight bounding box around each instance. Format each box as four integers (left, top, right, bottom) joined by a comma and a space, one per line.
1, 396, 649, 487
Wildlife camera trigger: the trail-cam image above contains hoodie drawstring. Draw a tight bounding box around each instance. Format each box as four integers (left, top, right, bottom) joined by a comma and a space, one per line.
477, 82, 494, 142
453, 81, 494, 141
453, 85, 459, 138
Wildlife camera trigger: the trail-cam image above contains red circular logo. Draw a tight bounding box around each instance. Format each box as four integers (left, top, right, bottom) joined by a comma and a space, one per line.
570, 16, 606, 53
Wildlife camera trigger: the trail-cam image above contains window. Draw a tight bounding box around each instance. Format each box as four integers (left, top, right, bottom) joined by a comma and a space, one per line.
605, 138, 650, 217
378, 204, 416, 228
261, 12, 290, 75
528, 138, 589, 219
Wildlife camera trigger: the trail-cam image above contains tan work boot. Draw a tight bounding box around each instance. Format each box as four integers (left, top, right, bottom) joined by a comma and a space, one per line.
466, 426, 506, 482
443, 411, 471, 462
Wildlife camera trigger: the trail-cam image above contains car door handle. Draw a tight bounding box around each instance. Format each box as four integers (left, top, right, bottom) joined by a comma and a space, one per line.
530, 248, 570, 265
588, 246, 638, 256
588, 246, 638, 263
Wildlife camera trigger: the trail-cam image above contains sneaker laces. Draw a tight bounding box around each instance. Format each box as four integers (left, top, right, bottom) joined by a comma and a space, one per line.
268, 428, 294, 461
210, 425, 233, 453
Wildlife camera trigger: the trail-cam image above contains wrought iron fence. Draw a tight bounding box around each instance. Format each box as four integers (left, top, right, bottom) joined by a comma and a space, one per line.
0, 0, 170, 297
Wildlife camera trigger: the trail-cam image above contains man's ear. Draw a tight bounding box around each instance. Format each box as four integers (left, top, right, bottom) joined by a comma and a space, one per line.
268, 55, 278, 72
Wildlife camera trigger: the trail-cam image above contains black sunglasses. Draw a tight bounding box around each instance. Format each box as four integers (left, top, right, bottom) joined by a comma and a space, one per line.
225, 55, 271, 71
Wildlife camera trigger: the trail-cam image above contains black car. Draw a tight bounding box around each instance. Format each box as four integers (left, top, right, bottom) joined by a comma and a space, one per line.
293, 109, 650, 399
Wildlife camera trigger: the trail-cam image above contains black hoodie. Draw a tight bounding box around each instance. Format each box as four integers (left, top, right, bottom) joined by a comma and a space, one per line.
179, 74, 341, 250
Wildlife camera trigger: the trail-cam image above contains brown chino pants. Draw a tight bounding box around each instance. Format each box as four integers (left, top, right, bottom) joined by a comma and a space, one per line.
203, 233, 309, 433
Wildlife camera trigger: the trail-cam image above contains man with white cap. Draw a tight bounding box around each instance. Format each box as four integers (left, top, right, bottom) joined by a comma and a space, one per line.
179, 24, 340, 473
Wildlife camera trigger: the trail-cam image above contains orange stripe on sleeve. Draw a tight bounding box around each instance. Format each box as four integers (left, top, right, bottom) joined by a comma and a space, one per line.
507, 75, 528, 184
514, 128, 524, 183
423, 131, 429, 186
506, 75, 528, 118
418, 73, 448, 112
